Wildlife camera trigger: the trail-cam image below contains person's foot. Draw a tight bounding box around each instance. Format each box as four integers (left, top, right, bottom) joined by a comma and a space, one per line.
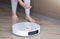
12, 15, 19, 24
26, 16, 35, 22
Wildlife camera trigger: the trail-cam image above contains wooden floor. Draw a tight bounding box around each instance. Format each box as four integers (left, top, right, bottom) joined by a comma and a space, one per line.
0, 4, 60, 39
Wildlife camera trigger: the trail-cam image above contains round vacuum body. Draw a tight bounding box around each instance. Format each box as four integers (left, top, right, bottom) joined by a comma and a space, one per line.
12, 22, 40, 36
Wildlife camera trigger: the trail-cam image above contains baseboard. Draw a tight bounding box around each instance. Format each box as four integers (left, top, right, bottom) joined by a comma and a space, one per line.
31, 12, 60, 25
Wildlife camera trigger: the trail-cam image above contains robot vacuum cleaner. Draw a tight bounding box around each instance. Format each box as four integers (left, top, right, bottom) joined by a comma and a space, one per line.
12, 22, 40, 36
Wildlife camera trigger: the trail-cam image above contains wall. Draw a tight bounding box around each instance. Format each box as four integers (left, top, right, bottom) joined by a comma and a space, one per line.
0, 0, 60, 20
31, 0, 60, 20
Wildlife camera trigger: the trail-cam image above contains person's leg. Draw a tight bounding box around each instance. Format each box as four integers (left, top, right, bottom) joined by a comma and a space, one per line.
11, 0, 18, 24
16, 0, 35, 22
24, 0, 35, 22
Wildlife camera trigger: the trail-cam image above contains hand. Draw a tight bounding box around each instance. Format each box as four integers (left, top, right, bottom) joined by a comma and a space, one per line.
15, 0, 18, 2
19, 0, 32, 9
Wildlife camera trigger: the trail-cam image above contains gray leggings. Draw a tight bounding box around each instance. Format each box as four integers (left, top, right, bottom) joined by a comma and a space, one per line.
11, 0, 31, 14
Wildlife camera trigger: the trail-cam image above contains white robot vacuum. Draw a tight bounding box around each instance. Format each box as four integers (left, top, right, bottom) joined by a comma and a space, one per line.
12, 22, 40, 36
